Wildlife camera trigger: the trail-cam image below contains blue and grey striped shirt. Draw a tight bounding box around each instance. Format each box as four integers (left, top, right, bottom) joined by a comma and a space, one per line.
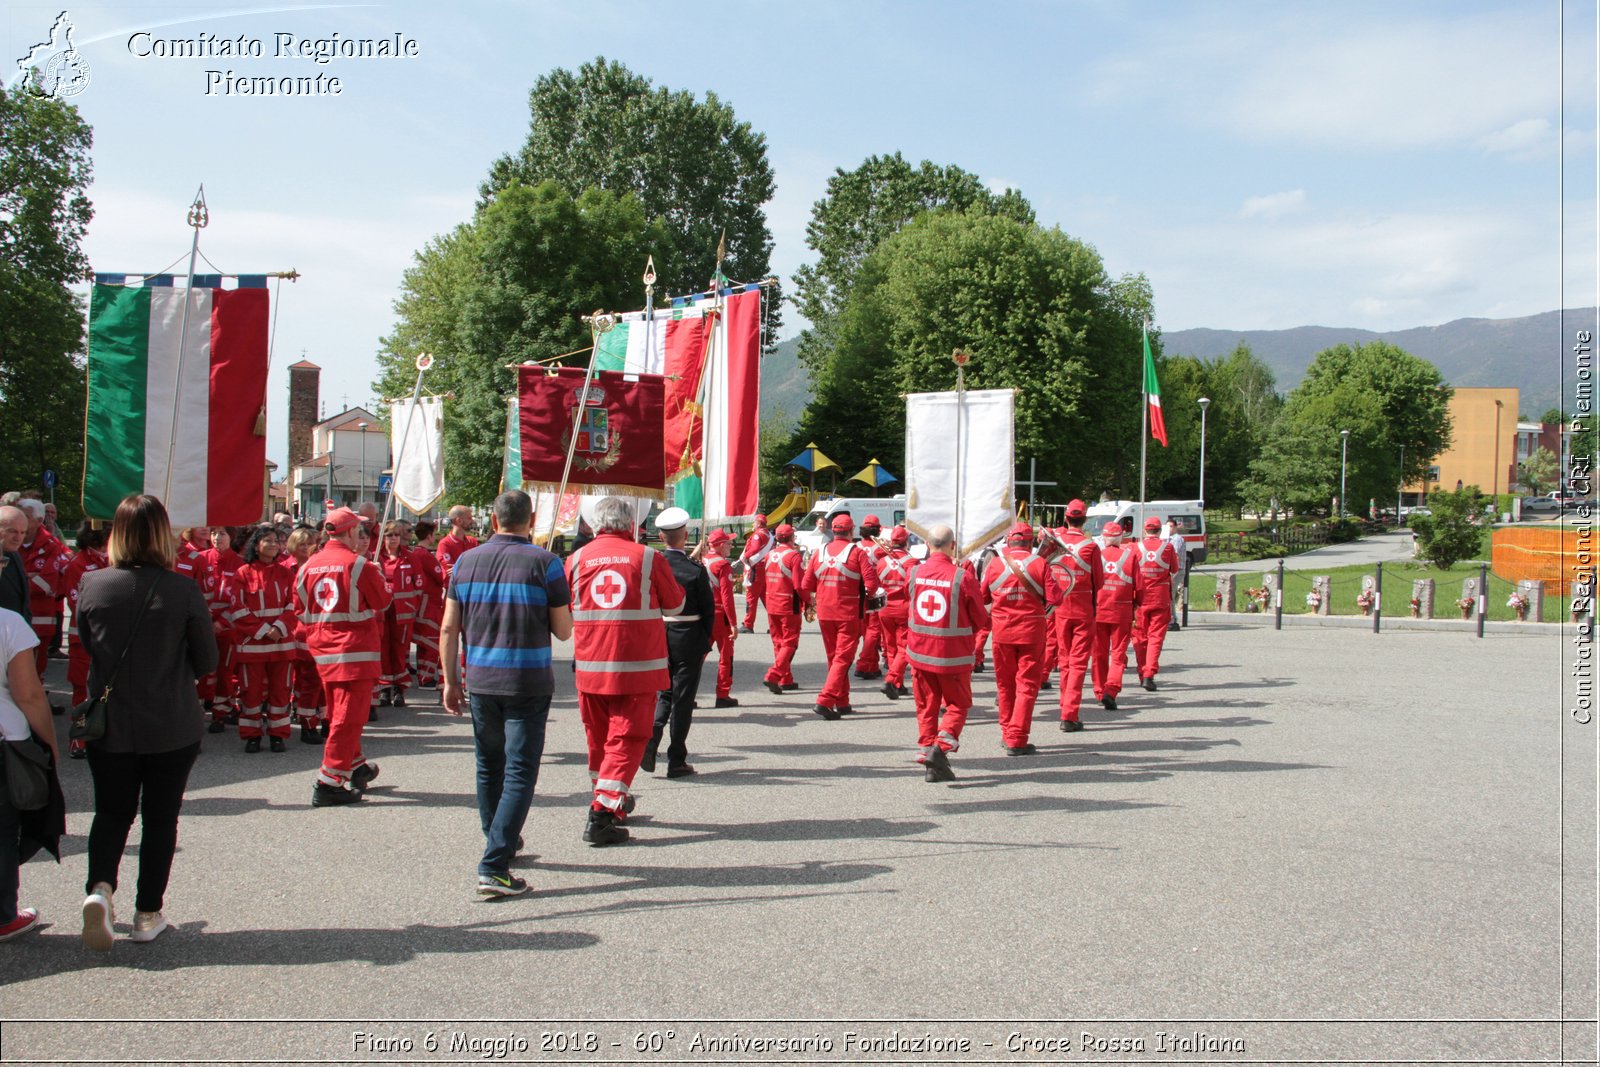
447, 534, 570, 696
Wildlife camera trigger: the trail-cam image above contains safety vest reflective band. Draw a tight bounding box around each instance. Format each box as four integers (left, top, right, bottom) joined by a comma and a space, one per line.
818, 545, 861, 580
744, 530, 773, 565
571, 607, 662, 622
299, 609, 376, 625
1060, 540, 1094, 575
909, 650, 976, 668
573, 658, 669, 673
987, 550, 1045, 601
1103, 551, 1133, 584
909, 566, 972, 638
313, 650, 381, 665
879, 556, 912, 582
348, 555, 370, 613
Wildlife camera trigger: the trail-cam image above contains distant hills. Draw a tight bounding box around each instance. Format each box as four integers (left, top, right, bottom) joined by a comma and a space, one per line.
761, 309, 1594, 422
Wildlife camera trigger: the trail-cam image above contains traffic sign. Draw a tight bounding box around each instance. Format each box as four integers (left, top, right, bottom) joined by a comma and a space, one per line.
41, 468, 56, 489
378, 474, 394, 494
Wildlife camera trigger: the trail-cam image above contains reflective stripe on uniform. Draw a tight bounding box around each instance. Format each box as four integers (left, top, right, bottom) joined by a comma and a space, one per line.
909, 649, 975, 668
574, 658, 669, 673
571, 607, 661, 622
312, 651, 382, 665
595, 778, 628, 794
299, 610, 375, 624
349, 554, 367, 613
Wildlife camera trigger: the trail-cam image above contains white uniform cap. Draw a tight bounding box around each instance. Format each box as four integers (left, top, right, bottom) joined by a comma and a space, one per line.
656, 506, 690, 532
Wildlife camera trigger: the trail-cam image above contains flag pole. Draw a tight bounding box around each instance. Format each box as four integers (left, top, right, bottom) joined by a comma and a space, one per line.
693, 235, 728, 532
953, 349, 970, 555
1139, 318, 1149, 534
380, 353, 433, 526
163, 185, 207, 509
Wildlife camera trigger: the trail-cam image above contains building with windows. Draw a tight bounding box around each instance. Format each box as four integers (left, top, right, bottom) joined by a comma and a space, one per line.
291, 408, 390, 521
1406, 387, 1518, 501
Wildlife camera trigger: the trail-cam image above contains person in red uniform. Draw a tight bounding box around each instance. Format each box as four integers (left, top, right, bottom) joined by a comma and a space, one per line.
875, 525, 917, 699
905, 523, 988, 781
376, 520, 422, 707
1047, 500, 1103, 733
199, 527, 246, 724
737, 514, 773, 634
566, 496, 684, 845
852, 515, 887, 679
703, 528, 739, 708
408, 520, 446, 688
282, 525, 326, 743
1132, 515, 1180, 691
761, 524, 803, 694
982, 521, 1061, 755
436, 505, 479, 585
1091, 522, 1140, 709
15, 499, 70, 680
295, 507, 393, 807
801, 513, 880, 720
62, 522, 110, 758
231, 527, 298, 752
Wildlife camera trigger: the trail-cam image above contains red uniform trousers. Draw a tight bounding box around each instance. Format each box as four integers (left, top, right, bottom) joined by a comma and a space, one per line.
1055, 614, 1096, 722
817, 617, 862, 707
238, 661, 293, 739
199, 635, 237, 719
293, 653, 325, 728
318, 678, 375, 787
854, 612, 883, 673
579, 691, 654, 814
913, 668, 972, 753
380, 608, 415, 692
742, 568, 766, 631
32, 633, 53, 679
880, 614, 909, 688
413, 599, 442, 685
713, 627, 735, 700
67, 639, 90, 705
1134, 601, 1172, 679
1043, 622, 1060, 684
993, 638, 1048, 747
1091, 612, 1135, 699
764, 614, 800, 686
973, 627, 990, 669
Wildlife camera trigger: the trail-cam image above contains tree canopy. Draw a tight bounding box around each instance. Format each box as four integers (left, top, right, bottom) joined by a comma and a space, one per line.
0, 85, 93, 517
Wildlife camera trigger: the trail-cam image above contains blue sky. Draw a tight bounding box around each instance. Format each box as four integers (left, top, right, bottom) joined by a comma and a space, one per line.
5, 1, 1595, 469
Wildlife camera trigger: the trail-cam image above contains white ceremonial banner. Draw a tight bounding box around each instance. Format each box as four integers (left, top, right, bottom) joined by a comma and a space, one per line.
904, 388, 1015, 558
530, 489, 582, 540
389, 396, 444, 514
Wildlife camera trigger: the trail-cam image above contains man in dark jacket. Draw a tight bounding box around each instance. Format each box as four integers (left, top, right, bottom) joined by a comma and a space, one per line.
642, 507, 714, 779
0, 506, 29, 621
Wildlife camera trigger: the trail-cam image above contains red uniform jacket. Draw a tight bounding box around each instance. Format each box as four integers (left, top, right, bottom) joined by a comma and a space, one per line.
19, 530, 70, 630
982, 545, 1060, 645
436, 532, 479, 584
63, 548, 109, 641
876, 549, 917, 612
740, 528, 774, 571
566, 532, 684, 695
705, 555, 737, 638
1095, 542, 1140, 622
231, 560, 298, 661
1135, 535, 1181, 596
801, 539, 881, 622
1049, 529, 1103, 620
905, 552, 988, 674
763, 544, 803, 616
409, 544, 445, 622
174, 542, 211, 591
294, 541, 393, 682
379, 548, 423, 622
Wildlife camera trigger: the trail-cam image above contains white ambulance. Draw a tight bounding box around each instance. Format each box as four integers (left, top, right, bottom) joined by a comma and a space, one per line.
1083, 499, 1208, 564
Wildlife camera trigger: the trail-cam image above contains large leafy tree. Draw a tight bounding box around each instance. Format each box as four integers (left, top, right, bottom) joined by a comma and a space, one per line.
1147, 344, 1282, 510
0, 86, 92, 516
788, 209, 1149, 499
1243, 340, 1451, 516
484, 57, 776, 315
791, 153, 1033, 373
373, 182, 670, 503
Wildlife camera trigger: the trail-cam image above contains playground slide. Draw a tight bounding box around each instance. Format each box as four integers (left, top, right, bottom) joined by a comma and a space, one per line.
767, 491, 812, 525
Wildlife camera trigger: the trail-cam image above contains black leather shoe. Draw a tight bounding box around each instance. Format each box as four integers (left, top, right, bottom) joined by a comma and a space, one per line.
351, 762, 380, 791
391, 690, 406, 707
665, 764, 696, 779
269, 737, 286, 753
311, 781, 362, 807
1142, 676, 1157, 692
1102, 695, 1118, 710
207, 720, 226, 734
812, 703, 841, 721
924, 745, 955, 782
300, 724, 323, 744
738, 625, 755, 634
881, 682, 899, 699
378, 687, 393, 707
620, 794, 636, 815
973, 663, 987, 674
1059, 719, 1084, 733
639, 749, 657, 773
1005, 743, 1038, 756
763, 679, 784, 695
50, 702, 65, 717
781, 682, 800, 692
715, 697, 739, 708
366, 705, 380, 722
1039, 677, 1053, 690
583, 808, 629, 846
244, 737, 261, 753
224, 710, 240, 725
852, 669, 881, 680
836, 704, 855, 715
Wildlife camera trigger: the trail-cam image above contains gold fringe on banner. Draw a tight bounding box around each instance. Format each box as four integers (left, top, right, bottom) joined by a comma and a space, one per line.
521, 479, 667, 503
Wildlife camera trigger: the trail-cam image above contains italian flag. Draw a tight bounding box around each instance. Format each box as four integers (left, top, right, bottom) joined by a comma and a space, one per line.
1143, 324, 1168, 447
674, 286, 762, 522
83, 283, 269, 525
595, 303, 711, 483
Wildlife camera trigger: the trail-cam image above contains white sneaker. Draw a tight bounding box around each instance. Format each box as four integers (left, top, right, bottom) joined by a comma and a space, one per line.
82, 883, 114, 952
129, 910, 169, 943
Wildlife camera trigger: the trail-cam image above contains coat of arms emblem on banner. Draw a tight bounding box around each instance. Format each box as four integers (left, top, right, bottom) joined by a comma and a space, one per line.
563, 380, 622, 473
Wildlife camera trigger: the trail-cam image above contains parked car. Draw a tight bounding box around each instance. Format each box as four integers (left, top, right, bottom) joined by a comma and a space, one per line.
1521, 496, 1562, 518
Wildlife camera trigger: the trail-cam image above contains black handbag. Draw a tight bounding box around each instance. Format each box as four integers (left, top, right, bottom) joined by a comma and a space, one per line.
69, 573, 160, 743
4, 734, 53, 811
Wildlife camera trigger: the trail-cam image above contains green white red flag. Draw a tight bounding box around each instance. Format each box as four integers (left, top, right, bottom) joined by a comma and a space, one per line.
1143, 325, 1168, 447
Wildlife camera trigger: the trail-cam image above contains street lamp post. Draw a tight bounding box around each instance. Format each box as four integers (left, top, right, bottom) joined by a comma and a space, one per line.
358, 421, 369, 507
1339, 429, 1351, 519
1197, 397, 1211, 506
1397, 443, 1405, 526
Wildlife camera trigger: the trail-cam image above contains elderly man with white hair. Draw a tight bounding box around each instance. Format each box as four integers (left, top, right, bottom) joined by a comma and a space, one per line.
14, 498, 70, 680
565, 497, 685, 845
0, 506, 29, 621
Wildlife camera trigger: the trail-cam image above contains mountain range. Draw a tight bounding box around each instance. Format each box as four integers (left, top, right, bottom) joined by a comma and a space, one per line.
760, 308, 1594, 423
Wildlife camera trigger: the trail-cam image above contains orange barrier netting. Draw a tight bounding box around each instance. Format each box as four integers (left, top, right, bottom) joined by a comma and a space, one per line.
1492, 526, 1596, 593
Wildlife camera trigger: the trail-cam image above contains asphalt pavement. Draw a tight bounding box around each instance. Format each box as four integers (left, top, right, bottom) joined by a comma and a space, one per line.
2, 618, 1593, 1066
1197, 529, 1421, 575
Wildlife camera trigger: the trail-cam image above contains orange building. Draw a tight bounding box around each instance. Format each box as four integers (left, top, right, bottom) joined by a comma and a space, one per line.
1408, 387, 1519, 501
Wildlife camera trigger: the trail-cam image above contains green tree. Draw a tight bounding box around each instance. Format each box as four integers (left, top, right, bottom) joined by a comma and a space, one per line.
0, 86, 93, 516
791, 153, 1033, 372
1519, 446, 1560, 495
788, 209, 1147, 499
484, 58, 775, 318
1409, 484, 1487, 568
374, 182, 670, 503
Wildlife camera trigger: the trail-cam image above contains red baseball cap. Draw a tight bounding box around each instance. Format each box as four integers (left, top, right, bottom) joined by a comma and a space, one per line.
324, 507, 361, 535
862, 514, 882, 529
1064, 499, 1087, 518
1104, 522, 1123, 536
1007, 521, 1033, 543
707, 528, 733, 546
889, 525, 909, 545
775, 523, 795, 541
754, 514, 767, 526
1144, 516, 1162, 531
831, 514, 854, 533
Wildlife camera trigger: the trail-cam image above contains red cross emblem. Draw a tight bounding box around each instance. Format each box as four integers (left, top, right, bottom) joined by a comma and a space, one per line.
915, 588, 948, 624
313, 576, 339, 612
591, 569, 628, 609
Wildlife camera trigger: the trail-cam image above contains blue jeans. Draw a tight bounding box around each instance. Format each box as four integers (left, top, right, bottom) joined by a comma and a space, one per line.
469, 692, 550, 876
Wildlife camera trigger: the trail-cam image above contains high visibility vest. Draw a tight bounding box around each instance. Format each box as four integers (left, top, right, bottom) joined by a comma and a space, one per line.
805, 539, 874, 621
984, 546, 1052, 643
567, 533, 684, 695
295, 542, 392, 682
876, 550, 916, 610
1096, 543, 1138, 619
1050, 531, 1101, 619
1137, 535, 1180, 590
906, 555, 985, 673
742, 528, 774, 567
763, 545, 802, 615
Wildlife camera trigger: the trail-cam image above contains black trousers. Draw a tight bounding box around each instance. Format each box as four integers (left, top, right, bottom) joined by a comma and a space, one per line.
85, 742, 199, 913
652, 626, 709, 769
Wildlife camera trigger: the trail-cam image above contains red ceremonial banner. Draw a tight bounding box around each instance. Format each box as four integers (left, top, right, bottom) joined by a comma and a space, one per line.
517, 366, 667, 497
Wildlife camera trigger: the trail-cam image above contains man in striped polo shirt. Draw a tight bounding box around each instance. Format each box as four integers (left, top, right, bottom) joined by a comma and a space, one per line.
441, 490, 572, 898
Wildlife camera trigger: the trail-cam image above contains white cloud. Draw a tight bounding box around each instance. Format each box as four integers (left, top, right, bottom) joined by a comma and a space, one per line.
984, 176, 1019, 196
1240, 189, 1307, 219
1479, 117, 1557, 158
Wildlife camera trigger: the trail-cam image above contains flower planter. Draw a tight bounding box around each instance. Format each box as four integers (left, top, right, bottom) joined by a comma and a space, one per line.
1460, 607, 1473, 620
